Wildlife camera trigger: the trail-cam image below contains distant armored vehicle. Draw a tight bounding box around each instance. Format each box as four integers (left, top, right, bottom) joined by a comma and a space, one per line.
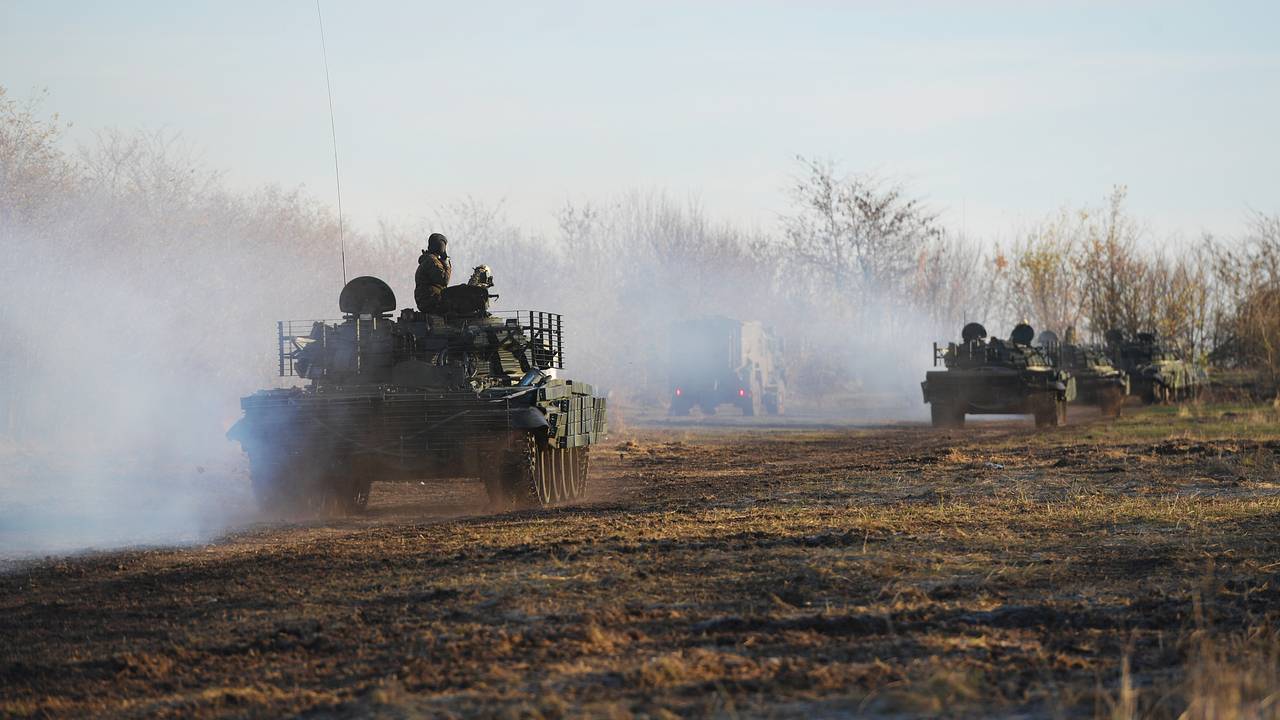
669, 316, 785, 416
922, 323, 1075, 428
1039, 329, 1129, 418
1105, 330, 1206, 404
228, 274, 606, 514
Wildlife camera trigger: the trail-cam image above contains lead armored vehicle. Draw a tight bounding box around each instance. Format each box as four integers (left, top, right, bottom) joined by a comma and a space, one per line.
1040, 329, 1129, 418
228, 273, 607, 514
922, 323, 1075, 428
668, 316, 785, 416
1105, 330, 1206, 404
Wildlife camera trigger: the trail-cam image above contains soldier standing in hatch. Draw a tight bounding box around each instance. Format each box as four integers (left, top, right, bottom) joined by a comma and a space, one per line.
414, 232, 452, 313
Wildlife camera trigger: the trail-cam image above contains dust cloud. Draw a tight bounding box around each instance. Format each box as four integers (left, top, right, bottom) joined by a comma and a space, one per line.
1, 92, 978, 559
0, 109, 351, 559
421, 186, 989, 425
0, 232, 249, 558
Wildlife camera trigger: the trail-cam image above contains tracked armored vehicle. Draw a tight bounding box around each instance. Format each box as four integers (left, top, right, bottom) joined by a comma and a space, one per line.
922, 323, 1075, 428
1039, 330, 1129, 418
1105, 330, 1206, 404
228, 275, 607, 514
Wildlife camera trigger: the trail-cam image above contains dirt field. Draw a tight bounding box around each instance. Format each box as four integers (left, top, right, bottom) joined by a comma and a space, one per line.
2, 404, 1279, 718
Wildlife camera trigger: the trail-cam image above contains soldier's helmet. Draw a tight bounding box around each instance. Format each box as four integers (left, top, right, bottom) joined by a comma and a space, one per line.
427, 232, 448, 256
468, 264, 494, 288
1010, 323, 1035, 346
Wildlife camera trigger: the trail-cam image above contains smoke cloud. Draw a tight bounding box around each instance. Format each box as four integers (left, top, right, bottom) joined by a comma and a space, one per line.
0, 90, 992, 560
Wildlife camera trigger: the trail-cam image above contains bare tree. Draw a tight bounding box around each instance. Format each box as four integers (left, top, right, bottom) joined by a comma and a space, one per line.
0, 86, 79, 230
1147, 251, 1213, 357
1077, 187, 1155, 339
784, 157, 943, 314
909, 233, 1001, 334
1207, 213, 1280, 398
1003, 208, 1087, 336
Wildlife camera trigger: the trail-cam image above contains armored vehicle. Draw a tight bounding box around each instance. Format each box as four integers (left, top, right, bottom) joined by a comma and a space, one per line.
228, 274, 607, 514
1039, 329, 1129, 418
668, 316, 785, 416
1105, 330, 1207, 404
922, 323, 1076, 428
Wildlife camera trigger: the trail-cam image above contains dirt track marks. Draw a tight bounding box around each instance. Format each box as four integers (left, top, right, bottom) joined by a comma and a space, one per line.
3, 410, 1280, 718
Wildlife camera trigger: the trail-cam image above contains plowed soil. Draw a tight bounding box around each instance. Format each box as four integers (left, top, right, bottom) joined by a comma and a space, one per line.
3, 405, 1279, 718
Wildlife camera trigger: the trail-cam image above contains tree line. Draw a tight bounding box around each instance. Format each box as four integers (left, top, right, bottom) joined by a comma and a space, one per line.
2, 86, 1277, 441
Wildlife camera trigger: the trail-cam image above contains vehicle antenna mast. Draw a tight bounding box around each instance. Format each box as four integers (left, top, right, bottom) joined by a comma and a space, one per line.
316, 0, 347, 285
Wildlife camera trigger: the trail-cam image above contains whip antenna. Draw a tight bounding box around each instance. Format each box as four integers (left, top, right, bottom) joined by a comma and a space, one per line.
316, 0, 347, 285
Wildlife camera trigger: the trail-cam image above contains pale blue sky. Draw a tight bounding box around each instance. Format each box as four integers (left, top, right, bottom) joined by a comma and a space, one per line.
2, 1, 1276, 241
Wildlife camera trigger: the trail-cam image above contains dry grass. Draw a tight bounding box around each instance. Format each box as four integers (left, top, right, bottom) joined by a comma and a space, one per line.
1, 404, 1279, 718
1179, 629, 1280, 720
1100, 623, 1280, 720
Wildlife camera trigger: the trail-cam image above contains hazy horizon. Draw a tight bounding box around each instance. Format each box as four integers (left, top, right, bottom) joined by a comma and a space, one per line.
3, 1, 1278, 242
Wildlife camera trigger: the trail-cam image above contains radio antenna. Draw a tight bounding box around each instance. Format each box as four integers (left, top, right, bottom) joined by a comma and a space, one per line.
316, 0, 347, 285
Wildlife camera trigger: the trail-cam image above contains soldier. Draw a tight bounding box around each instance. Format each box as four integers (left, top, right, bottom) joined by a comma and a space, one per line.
468, 264, 494, 288
436, 265, 497, 318
414, 232, 452, 313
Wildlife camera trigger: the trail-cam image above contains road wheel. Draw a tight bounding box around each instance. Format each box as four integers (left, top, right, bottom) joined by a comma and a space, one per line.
490, 432, 540, 509
531, 435, 560, 506
530, 438, 595, 506
484, 433, 591, 510
569, 447, 589, 500
485, 433, 545, 509
535, 444, 591, 504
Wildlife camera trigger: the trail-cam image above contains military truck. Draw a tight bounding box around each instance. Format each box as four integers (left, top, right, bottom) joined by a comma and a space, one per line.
668, 316, 785, 416
922, 323, 1076, 428
1039, 329, 1129, 418
228, 274, 607, 514
1105, 330, 1207, 404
